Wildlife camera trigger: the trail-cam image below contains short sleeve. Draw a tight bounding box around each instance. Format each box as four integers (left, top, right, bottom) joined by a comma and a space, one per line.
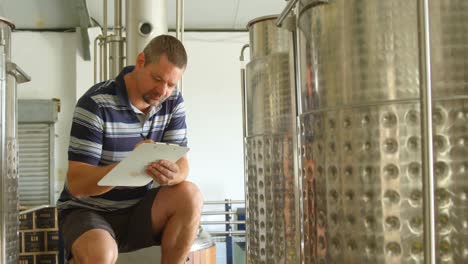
162, 93, 188, 147
68, 96, 104, 165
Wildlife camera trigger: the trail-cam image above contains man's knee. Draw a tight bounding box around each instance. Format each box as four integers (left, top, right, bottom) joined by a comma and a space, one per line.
179, 181, 203, 207
170, 181, 203, 213
72, 229, 118, 264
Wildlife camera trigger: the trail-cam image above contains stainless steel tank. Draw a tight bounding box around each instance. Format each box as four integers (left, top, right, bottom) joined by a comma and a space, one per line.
296, 0, 468, 263
0, 17, 30, 264
243, 15, 300, 264
429, 1, 468, 263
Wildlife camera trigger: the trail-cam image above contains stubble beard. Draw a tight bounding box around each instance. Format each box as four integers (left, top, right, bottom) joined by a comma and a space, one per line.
143, 94, 168, 107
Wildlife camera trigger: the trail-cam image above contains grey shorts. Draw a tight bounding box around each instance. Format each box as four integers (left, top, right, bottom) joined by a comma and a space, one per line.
59, 188, 161, 260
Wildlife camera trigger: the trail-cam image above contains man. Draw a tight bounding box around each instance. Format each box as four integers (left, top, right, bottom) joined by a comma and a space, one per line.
57, 35, 203, 264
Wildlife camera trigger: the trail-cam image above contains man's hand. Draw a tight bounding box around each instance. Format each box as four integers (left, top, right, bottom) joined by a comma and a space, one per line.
137, 138, 189, 186
146, 160, 180, 186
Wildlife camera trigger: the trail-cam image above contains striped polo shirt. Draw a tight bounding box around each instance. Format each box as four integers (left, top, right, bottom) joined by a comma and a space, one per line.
57, 66, 188, 212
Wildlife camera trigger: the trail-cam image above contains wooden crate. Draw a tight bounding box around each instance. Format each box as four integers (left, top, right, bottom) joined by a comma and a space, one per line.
19, 207, 59, 263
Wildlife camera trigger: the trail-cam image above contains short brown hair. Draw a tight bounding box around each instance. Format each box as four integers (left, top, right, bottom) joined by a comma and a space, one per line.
143, 35, 187, 68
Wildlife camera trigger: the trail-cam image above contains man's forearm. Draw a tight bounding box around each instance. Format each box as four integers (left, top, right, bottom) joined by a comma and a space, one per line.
67, 161, 117, 198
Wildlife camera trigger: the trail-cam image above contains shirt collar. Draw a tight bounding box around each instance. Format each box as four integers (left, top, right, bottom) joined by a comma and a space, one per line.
115, 66, 134, 108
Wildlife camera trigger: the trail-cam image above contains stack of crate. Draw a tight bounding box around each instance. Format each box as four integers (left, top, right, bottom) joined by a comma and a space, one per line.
18, 207, 60, 264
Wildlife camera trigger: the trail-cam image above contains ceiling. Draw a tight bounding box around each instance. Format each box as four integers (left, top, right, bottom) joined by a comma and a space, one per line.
0, 0, 288, 31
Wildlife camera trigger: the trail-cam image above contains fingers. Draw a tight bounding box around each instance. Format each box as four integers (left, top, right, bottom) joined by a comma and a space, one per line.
145, 160, 179, 186
157, 160, 178, 173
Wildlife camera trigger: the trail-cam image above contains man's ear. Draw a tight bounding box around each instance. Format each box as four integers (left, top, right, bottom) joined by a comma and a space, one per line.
136, 52, 145, 68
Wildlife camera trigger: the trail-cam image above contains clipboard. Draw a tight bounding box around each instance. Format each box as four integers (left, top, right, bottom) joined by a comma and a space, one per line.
98, 142, 189, 187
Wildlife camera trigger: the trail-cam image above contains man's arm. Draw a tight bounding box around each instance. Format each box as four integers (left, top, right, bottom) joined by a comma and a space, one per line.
67, 161, 117, 198
146, 155, 189, 186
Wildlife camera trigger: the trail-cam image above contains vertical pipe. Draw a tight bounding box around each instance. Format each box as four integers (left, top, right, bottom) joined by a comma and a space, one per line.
108, 0, 124, 78
292, 3, 307, 262
288, 14, 304, 264
181, 0, 184, 44
99, 40, 105, 82
0, 24, 7, 264
102, 0, 108, 80
417, 0, 436, 263
239, 44, 249, 263
225, 200, 233, 264
239, 45, 249, 139
176, 0, 181, 40
114, 0, 122, 39
176, 0, 184, 94
93, 36, 99, 83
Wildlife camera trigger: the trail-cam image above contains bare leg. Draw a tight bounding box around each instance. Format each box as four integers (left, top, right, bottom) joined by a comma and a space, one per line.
151, 181, 203, 264
71, 229, 118, 264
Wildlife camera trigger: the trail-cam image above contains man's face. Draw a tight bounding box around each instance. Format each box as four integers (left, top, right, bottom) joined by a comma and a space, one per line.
136, 54, 184, 107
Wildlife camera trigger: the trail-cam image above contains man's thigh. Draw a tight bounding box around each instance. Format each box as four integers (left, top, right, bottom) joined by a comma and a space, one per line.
60, 208, 117, 260
123, 187, 162, 252
59, 188, 161, 256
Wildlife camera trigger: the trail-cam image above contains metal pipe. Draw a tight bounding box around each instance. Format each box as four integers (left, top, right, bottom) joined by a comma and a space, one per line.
208, 231, 245, 236
417, 0, 436, 263
102, 0, 108, 80
93, 35, 100, 83
108, 0, 124, 78
176, 0, 185, 94
114, 0, 122, 37
276, 0, 299, 27
285, 12, 303, 262
180, 0, 184, 94
202, 211, 240, 215
6, 62, 31, 83
176, 0, 182, 41
203, 200, 245, 205
177, 0, 184, 43
200, 221, 245, 225
239, 43, 250, 264
19, 205, 52, 215
99, 38, 105, 81
293, 7, 307, 262
239, 44, 249, 139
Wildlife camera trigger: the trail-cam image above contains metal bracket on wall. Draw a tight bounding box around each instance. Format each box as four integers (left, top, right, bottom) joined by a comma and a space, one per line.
6, 62, 31, 83
75, 0, 92, 60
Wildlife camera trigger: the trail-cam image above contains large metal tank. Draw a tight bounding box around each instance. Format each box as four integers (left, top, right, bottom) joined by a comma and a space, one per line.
0, 17, 30, 264
243, 16, 300, 264
297, 0, 468, 263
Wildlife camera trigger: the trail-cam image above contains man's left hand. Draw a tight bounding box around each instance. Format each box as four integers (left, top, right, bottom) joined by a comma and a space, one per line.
146, 159, 180, 186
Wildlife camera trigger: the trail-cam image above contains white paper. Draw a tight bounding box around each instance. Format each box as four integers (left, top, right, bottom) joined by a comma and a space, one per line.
98, 142, 189, 187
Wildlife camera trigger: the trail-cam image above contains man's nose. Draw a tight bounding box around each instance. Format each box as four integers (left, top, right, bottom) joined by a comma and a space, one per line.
154, 82, 168, 94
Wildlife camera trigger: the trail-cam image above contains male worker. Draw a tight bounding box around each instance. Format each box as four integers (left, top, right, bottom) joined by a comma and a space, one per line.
57, 35, 202, 264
